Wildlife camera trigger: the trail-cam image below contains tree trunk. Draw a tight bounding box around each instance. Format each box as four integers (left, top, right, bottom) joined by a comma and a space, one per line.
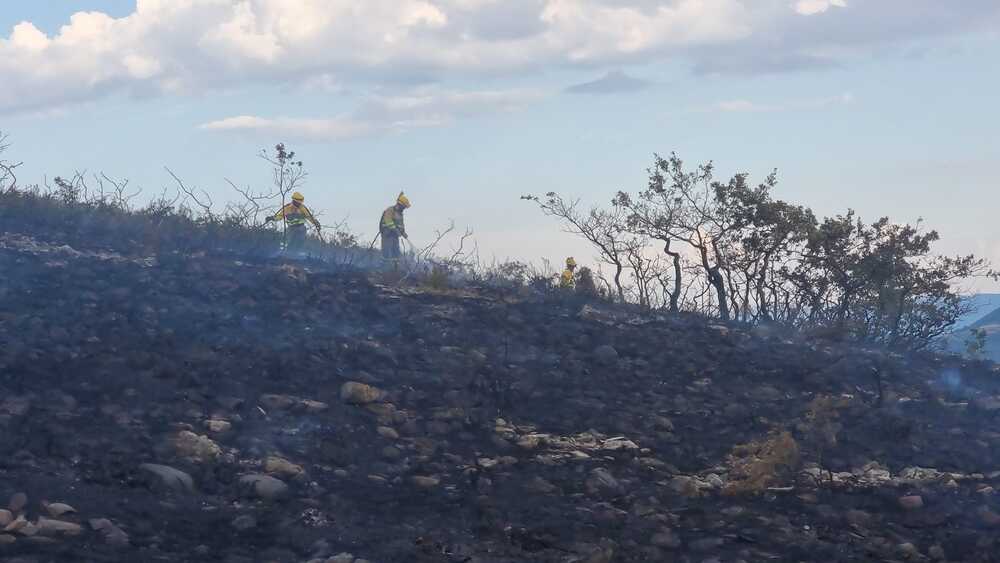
613, 262, 625, 304
699, 243, 730, 321
664, 240, 682, 313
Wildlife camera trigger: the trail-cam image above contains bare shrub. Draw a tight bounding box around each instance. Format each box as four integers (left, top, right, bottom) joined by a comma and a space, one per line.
723, 430, 801, 495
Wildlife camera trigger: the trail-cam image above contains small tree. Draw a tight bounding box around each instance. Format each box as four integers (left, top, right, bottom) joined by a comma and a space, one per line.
1, 131, 22, 192
259, 143, 307, 240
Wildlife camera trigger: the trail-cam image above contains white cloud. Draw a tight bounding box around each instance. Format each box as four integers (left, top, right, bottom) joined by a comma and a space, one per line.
200, 115, 374, 141
794, 0, 847, 16
0, 0, 995, 115
199, 86, 543, 140
714, 91, 854, 112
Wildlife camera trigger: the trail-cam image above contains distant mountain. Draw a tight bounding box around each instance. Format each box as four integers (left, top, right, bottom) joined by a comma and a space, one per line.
937, 295, 1000, 360
971, 305, 1000, 329
956, 293, 1000, 330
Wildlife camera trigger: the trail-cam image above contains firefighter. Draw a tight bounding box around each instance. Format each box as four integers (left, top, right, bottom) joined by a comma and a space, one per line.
380, 192, 411, 263
560, 257, 577, 289
265, 192, 321, 253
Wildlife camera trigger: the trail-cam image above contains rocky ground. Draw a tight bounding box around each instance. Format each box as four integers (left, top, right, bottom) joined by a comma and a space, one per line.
3, 231, 1000, 562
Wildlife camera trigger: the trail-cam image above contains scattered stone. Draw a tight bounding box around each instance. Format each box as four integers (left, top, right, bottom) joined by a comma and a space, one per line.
382, 446, 402, 460
264, 456, 304, 478
15, 520, 38, 537
259, 394, 298, 411
898, 543, 921, 558
35, 517, 83, 537
377, 426, 399, 440
301, 399, 329, 413
204, 419, 232, 433
0, 510, 12, 527
90, 518, 130, 547
328, 554, 355, 563
140, 463, 196, 493
928, 545, 946, 560
602, 438, 639, 451
42, 502, 76, 518
411, 476, 440, 489
172, 431, 221, 463
705, 473, 725, 489
669, 476, 702, 498
653, 416, 674, 432
340, 382, 385, 405
240, 474, 289, 501
3, 514, 27, 533
899, 495, 924, 510
586, 468, 624, 498
525, 477, 558, 494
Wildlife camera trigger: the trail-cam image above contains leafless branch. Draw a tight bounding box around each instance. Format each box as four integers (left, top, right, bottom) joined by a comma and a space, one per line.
165, 166, 214, 216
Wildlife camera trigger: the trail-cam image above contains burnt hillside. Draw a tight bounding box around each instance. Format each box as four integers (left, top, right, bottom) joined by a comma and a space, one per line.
2, 228, 1000, 563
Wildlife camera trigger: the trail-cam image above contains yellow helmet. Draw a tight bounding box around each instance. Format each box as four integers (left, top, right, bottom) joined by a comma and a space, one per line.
566, 257, 577, 268
292, 192, 305, 202
397, 192, 411, 209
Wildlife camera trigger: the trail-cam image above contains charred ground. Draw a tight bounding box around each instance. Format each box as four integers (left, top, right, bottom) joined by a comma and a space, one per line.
3, 225, 1000, 563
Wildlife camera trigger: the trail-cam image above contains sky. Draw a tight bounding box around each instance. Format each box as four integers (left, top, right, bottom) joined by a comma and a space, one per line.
1, 1, 998, 289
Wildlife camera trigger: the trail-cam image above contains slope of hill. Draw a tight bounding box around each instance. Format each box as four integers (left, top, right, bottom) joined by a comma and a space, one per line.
971, 305, 1000, 330
955, 294, 1000, 330
941, 303, 1000, 362
3, 228, 1000, 563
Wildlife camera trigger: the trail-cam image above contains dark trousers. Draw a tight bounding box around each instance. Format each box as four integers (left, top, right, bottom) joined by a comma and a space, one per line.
286, 224, 307, 252
381, 230, 401, 260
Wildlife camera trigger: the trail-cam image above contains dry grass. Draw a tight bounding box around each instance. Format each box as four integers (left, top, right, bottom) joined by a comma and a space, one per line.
723, 430, 801, 495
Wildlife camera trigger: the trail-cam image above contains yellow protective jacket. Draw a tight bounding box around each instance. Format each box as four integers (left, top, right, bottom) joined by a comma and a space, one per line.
272, 202, 320, 229
560, 269, 575, 289
380, 206, 406, 237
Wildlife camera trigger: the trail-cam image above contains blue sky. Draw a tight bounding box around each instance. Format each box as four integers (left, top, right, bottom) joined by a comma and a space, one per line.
2, 1, 998, 289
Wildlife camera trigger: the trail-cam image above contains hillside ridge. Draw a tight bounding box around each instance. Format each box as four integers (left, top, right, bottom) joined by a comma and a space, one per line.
3, 228, 1000, 562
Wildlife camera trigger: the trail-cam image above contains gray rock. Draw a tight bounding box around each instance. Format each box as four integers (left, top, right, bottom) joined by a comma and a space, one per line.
35, 517, 82, 537
411, 476, 441, 489
240, 474, 289, 500
140, 463, 195, 493
586, 468, 624, 498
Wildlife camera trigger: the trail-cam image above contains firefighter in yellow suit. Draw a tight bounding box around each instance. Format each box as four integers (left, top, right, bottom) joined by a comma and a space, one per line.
560, 257, 577, 289
380, 192, 411, 264
266, 192, 321, 253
